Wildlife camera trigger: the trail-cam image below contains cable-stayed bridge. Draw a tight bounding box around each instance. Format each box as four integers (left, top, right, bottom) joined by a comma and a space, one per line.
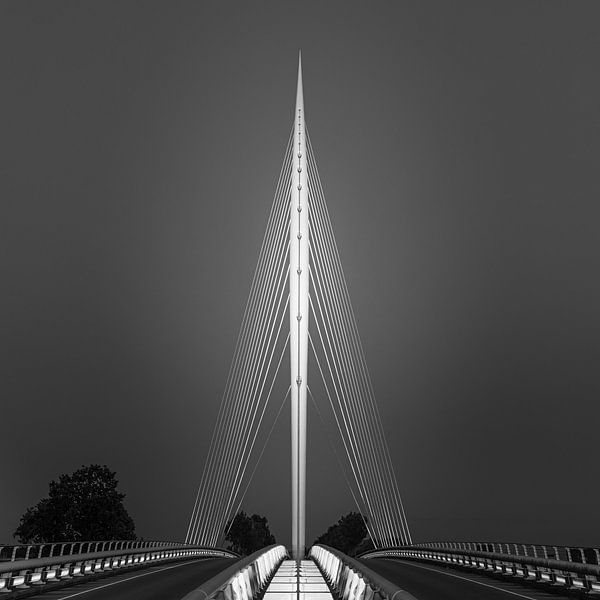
3, 56, 598, 600
184, 54, 410, 559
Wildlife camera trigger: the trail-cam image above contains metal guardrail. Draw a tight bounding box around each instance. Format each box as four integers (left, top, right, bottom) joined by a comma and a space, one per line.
0, 540, 199, 563
310, 544, 418, 600
405, 541, 600, 565
0, 540, 237, 594
360, 543, 600, 594
181, 544, 287, 600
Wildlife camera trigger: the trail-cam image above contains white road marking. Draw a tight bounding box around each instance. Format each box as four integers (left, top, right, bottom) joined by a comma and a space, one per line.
51, 558, 209, 599
387, 559, 547, 600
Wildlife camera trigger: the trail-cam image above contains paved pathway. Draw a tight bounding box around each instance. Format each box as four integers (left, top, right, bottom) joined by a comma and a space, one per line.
263, 559, 333, 600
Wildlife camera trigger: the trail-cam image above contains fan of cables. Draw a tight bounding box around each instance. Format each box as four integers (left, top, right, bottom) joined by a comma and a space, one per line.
185, 126, 411, 549
305, 129, 411, 548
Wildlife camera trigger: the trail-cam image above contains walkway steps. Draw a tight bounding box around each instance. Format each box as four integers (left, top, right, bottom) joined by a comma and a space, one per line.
263, 559, 333, 600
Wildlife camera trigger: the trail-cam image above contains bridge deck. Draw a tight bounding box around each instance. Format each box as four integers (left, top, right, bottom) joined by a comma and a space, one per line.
365, 557, 574, 600
263, 559, 332, 600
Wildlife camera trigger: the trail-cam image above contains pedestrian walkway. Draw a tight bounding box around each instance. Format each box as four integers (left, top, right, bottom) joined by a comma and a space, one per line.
263, 559, 333, 600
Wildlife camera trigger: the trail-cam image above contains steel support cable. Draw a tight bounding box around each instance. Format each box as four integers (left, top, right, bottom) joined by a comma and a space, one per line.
185, 149, 290, 543
186, 142, 292, 545
306, 135, 411, 544
193, 234, 289, 545
191, 149, 293, 545
204, 230, 291, 545
201, 244, 289, 545
306, 384, 376, 542
308, 271, 377, 535
203, 257, 290, 544
309, 259, 391, 546
223, 251, 290, 481
308, 245, 391, 547
192, 174, 291, 546
192, 142, 293, 545
213, 273, 290, 543
307, 312, 372, 516
308, 214, 395, 547
307, 196, 397, 547
307, 183, 397, 542
307, 187, 396, 542
308, 229, 389, 544
307, 171, 400, 547
201, 218, 291, 546
200, 213, 291, 546
307, 315, 380, 549
306, 136, 407, 544
309, 174, 412, 549
220, 327, 291, 540
307, 281, 386, 543
303, 152, 390, 539
319, 229, 413, 544
307, 155, 405, 546
195, 162, 291, 542
308, 291, 370, 518
225, 382, 292, 538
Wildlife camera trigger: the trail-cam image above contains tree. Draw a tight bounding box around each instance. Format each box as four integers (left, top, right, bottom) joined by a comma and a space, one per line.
224, 511, 276, 555
14, 465, 136, 543
313, 512, 369, 556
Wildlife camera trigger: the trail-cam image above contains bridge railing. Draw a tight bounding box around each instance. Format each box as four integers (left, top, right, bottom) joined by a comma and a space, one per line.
181, 543, 287, 600
0, 539, 197, 562
359, 542, 600, 594
310, 544, 417, 600
0, 540, 237, 594
404, 540, 600, 565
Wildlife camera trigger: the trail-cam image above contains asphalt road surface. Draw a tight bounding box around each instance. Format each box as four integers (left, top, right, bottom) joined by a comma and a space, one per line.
364, 558, 574, 600
26, 556, 236, 600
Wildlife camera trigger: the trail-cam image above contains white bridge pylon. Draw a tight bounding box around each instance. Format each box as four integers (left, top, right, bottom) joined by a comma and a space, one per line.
185, 54, 412, 557
290, 53, 309, 561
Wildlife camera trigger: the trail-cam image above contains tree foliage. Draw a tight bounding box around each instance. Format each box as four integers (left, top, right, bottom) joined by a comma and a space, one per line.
313, 512, 369, 555
224, 511, 276, 555
14, 465, 136, 543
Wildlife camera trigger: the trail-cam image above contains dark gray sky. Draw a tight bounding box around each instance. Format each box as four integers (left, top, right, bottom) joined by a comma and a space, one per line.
2, 1, 600, 549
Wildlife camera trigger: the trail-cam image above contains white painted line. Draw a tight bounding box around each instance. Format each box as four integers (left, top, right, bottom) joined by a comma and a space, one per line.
52, 558, 209, 599
388, 560, 542, 600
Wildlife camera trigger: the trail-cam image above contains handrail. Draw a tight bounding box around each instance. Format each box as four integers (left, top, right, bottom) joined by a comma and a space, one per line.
310, 544, 418, 600
360, 544, 600, 594
181, 544, 287, 600
0, 542, 237, 594
369, 540, 600, 565
0, 544, 235, 575
0, 539, 233, 562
